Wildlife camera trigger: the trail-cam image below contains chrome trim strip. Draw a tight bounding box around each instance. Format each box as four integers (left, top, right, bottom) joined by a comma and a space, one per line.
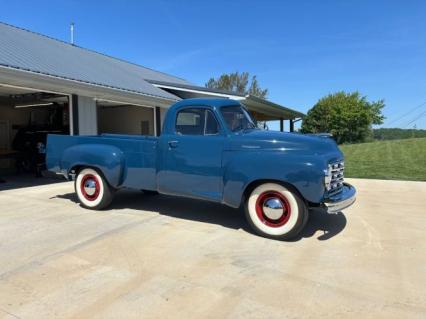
325, 195, 356, 214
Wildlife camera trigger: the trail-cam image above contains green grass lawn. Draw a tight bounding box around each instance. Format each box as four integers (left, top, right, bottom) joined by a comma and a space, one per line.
340, 137, 426, 181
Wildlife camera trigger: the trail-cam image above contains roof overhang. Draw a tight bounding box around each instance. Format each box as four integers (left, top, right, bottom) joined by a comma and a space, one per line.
149, 80, 246, 100
0, 65, 180, 108
243, 95, 305, 121
150, 80, 305, 120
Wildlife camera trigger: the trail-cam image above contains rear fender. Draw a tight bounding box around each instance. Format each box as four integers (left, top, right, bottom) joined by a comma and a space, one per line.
61, 144, 125, 187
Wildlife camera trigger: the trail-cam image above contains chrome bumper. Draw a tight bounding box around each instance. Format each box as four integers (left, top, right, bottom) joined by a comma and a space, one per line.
324, 183, 356, 213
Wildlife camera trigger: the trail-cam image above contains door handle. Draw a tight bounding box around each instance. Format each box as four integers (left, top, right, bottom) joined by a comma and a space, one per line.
168, 140, 179, 148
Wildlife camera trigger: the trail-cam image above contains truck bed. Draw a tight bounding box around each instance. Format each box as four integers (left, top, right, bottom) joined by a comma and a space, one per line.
46, 133, 159, 190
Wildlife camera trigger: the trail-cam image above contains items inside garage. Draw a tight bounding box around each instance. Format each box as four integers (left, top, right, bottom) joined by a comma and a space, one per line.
0, 85, 70, 177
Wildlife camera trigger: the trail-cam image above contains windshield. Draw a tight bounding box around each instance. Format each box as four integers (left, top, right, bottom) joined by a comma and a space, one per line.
220, 105, 256, 132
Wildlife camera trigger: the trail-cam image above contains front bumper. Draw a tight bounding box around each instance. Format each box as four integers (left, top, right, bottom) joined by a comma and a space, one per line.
324, 183, 356, 213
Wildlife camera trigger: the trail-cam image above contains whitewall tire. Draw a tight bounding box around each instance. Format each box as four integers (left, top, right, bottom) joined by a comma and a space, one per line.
75, 168, 114, 210
245, 183, 308, 240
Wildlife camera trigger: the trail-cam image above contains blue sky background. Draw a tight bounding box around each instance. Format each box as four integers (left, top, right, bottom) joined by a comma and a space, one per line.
1, 0, 426, 130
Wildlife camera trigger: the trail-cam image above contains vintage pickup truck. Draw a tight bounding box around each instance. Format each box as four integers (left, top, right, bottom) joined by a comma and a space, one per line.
47, 98, 356, 240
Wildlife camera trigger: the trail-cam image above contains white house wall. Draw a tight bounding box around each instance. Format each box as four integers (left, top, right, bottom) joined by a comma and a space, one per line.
160, 107, 167, 127
77, 96, 98, 135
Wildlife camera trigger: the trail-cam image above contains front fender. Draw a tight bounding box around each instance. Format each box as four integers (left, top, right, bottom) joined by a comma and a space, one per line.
61, 144, 125, 187
222, 151, 327, 208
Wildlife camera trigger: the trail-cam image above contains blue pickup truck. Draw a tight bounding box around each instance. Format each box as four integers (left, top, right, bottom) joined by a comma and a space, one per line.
47, 98, 356, 240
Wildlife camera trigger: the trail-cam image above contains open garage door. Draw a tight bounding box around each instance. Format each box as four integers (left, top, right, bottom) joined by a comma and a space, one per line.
97, 100, 155, 136
0, 84, 70, 179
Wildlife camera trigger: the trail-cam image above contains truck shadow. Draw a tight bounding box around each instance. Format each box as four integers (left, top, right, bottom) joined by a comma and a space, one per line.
54, 190, 347, 241
290, 208, 347, 241
0, 172, 65, 191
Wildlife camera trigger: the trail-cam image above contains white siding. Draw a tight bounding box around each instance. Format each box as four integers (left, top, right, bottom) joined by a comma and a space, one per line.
160, 107, 167, 126
77, 96, 97, 135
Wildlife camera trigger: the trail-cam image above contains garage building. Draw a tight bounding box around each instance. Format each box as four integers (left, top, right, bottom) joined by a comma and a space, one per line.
0, 22, 304, 176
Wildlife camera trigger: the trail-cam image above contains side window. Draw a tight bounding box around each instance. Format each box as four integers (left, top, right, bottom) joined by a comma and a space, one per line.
176, 108, 204, 135
204, 110, 219, 135
175, 108, 219, 136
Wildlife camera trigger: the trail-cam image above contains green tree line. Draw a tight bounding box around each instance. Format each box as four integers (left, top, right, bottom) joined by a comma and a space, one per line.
373, 128, 426, 140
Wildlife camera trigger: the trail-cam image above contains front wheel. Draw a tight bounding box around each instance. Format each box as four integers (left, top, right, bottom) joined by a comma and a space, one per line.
245, 183, 308, 240
75, 168, 114, 210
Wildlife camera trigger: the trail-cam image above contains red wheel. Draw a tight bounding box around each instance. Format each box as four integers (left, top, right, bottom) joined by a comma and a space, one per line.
255, 191, 291, 228
245, 183, 308, 240
75, 168, 114, 210
80, 174, 101, 201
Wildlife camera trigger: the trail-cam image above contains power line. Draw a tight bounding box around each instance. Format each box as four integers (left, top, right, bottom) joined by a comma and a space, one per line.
386, 100, 426, 126
404, 109, 426, 128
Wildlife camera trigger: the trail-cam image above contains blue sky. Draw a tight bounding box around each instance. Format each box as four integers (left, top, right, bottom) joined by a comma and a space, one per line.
1, 0, 426, 129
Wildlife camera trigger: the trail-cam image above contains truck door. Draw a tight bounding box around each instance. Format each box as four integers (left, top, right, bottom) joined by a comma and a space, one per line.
158, 106, 224, 202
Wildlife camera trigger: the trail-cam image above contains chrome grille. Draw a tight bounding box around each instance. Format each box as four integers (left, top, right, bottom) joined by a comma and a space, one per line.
327, 161, 344, 195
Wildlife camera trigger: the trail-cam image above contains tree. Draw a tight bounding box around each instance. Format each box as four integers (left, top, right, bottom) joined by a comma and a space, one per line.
301, 91, 385, 144
205, 72, 268, 98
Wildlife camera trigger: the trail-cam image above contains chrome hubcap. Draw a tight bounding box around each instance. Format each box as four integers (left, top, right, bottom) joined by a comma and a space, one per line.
262, 197, 284, 220
83, 179, 97, 196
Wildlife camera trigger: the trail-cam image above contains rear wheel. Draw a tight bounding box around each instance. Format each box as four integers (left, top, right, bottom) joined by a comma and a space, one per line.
75, 168, 114, 210
245, 183, 308, 240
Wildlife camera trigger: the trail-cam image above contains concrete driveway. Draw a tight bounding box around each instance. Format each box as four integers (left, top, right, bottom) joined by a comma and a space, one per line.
0, 178, 425, 319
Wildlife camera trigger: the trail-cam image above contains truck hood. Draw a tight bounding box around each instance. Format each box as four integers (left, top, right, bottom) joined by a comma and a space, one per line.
227, 130, 343, 159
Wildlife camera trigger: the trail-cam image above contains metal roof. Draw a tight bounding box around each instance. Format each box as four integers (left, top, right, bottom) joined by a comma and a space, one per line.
244, 95, 305, 120
0, 22, 305, 117
150, 80, 305, 120
0, 22, 188, 101
149, 80, 246, 98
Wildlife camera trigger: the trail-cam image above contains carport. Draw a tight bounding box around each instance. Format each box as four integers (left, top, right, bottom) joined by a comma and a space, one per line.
149, 80, 305, 132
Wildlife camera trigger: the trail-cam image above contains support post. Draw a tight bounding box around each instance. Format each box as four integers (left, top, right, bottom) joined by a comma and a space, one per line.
71, 94, 79, 135
290, 119, 294, 132
279, 118, 284, 132
155, 107, 161, 136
